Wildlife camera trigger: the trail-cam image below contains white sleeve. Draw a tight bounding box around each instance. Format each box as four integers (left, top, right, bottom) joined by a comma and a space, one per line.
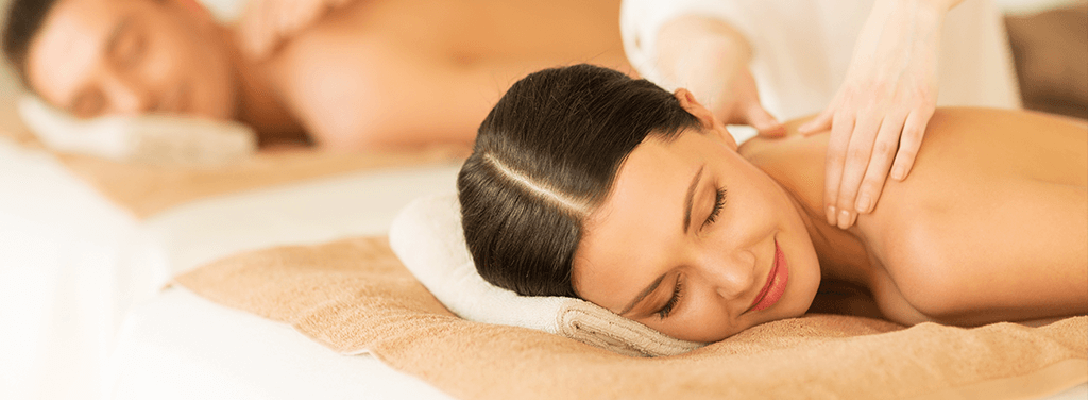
620, 0, 757, 90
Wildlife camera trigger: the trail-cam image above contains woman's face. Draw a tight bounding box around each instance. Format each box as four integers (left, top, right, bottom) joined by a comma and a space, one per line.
26, 0, 237, 120
571, 92, 821, 342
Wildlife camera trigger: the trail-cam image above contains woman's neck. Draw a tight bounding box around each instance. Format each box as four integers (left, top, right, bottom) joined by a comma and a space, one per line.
739, 133, 876, 287
782, 184, 873, 287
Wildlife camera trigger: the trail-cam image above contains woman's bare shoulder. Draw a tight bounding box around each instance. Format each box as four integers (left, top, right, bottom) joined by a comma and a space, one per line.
744, 108, 1088, 325
861, 108, 1087, 324
741, 107, 1087, 211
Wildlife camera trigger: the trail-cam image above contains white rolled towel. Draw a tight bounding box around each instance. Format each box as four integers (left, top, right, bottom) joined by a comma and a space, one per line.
389, 194, 704, 356
18, 95, 256, 166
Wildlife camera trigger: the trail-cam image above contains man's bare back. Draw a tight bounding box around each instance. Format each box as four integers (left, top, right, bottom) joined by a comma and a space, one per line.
263, 0, 630, 150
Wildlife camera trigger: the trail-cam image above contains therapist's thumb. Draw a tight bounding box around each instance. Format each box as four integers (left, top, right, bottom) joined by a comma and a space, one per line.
748, 106, 786, 137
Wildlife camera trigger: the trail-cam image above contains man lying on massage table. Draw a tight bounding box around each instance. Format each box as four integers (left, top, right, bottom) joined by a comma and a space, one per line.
2, 0, 630, 150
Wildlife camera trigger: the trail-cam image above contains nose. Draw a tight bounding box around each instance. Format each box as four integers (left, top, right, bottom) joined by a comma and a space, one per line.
101, 71, 155, 115
705, 249, 758, 301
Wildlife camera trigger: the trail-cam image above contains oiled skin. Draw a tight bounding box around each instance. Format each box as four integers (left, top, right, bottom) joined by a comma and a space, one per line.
741, 108, 1087, 326
263, 0, 631, 150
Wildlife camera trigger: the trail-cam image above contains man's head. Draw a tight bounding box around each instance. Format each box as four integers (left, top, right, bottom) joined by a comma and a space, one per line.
3, 0, 239, 119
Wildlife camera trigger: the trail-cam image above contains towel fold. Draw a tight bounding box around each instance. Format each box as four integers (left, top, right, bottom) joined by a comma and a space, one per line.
0, 96, 468, 218
18, 95, 258, 166
388, 194, 702, 356
173, 235, 1088, 400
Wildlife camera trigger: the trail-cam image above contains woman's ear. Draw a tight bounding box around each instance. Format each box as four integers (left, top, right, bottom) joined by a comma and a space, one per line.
674, 88, 737, 150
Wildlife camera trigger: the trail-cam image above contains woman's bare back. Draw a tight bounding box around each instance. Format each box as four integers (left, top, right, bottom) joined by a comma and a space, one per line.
742, 108, 1088, 326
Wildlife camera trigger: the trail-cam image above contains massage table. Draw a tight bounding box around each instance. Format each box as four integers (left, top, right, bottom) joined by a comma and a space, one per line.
110, 286, 1087, 400
0, 92, 464, 399
4, 0, 1085, 397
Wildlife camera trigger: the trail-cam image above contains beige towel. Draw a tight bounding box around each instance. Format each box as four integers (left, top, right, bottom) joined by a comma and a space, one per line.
53, 147, 466, 218
175, 236, 1088, 400
0, 99, 467, 218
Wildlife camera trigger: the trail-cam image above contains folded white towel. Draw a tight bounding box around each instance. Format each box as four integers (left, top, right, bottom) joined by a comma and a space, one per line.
389, 194, 703, 356
18, 96, 256, 166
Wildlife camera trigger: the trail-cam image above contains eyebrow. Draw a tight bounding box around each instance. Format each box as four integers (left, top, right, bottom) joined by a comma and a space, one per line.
619, 273, 667, 316
106, 15, 133, 55
617, 164, 704, 316
681, 165, 705, 232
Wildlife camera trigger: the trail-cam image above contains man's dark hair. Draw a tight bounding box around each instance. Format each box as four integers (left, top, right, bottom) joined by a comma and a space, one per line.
3, 0, 63, 85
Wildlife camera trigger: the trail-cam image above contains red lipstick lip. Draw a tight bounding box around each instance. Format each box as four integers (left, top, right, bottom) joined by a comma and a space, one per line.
746, 239, 788, 313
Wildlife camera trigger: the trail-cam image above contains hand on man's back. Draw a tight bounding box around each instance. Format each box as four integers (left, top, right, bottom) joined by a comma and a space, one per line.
236, 0, 356, 58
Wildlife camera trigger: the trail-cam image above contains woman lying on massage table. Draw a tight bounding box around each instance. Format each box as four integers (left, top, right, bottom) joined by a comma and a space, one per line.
457, 64, 1087, 343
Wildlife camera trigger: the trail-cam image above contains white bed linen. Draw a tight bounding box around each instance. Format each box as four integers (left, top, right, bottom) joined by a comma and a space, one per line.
0, 131, 462, 399
0, 136, 145, 400
104, 163, 461, 400
108, 286, 455, 400
105, 163, 461, 400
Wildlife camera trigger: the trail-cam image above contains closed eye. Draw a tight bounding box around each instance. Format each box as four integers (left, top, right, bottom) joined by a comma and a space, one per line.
109, 17, 145, 68
700, 187, 727, 230
656, 274, 684, 318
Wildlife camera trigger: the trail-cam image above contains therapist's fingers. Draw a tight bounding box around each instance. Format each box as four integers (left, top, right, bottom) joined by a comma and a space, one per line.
799, 107, 833, 136
239, 0, 277, 57
833, 115, 882, 229
854, 113, 906, 214
747, 105, 786, 137
282, 0, 323, 33
240, 0, 334, 59
890, 108, 932, 181
823, 111, 854, 226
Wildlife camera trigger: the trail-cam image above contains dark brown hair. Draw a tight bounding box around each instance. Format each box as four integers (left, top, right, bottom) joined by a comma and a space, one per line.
3, 0, 62, 85
458, 64, 700, 297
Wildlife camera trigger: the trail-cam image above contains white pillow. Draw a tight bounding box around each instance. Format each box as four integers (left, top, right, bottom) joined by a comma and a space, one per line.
18, 96, 255, 166
389, 194, 703, 356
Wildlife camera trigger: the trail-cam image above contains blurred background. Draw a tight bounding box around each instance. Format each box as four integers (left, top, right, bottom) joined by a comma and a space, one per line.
0, 0, 1085, 105
0, 2, 1082, 399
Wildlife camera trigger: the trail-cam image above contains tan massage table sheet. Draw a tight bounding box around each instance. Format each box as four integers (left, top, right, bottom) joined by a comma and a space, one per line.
0, 103, 468, 218
175, 236, 1088, 400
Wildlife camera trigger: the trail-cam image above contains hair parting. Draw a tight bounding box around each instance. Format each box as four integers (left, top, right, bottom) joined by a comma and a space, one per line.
458, 64, 700, 298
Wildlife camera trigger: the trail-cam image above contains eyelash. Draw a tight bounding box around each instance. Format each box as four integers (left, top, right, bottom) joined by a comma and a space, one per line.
701, 187, 727, 230
654, 188, 726, 319
657, 276, 684, 318
120, 32, 144, 67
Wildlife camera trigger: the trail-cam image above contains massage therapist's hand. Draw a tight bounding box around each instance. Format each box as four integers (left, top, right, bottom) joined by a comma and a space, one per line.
657, 16, 786, 137
237, 0, 355, 58
799, 0, 960, 229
